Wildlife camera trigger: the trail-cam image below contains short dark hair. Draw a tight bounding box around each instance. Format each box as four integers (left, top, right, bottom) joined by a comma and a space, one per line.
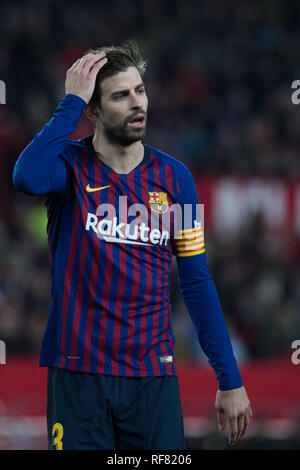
86, 39, 147, 106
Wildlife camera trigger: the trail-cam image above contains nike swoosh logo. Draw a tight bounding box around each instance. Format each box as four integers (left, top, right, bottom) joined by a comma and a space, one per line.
86, 184, 111, 192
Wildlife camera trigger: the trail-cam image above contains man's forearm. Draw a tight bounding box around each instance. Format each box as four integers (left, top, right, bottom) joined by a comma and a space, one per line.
177, 254, 243, 390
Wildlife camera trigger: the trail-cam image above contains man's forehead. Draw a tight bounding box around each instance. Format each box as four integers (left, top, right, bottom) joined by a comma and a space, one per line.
101, 67, 143, 94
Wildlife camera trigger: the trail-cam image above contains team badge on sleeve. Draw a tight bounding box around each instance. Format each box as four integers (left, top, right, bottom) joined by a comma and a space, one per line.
174, 221, 205, 257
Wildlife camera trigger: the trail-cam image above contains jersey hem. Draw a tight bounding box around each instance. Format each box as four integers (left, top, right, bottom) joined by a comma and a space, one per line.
39, 359, 178, 377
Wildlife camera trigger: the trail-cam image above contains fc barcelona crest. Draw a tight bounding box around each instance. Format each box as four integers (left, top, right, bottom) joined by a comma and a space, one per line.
148, 191, 169, 214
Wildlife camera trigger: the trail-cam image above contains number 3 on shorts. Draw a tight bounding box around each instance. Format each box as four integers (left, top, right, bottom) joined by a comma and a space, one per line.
52, 422, 64, 450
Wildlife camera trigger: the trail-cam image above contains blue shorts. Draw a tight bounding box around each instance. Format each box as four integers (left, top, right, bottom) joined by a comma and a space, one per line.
47, 367, 186, 450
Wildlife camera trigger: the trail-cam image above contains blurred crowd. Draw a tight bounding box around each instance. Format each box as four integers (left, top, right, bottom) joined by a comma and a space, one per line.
1, 0, 300, 362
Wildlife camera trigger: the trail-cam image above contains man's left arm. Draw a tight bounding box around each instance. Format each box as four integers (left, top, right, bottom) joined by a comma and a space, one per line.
176, 252, 252, 444
173, 164, 252, 445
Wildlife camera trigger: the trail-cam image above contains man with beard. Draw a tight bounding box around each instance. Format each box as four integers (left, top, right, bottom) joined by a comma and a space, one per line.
12, 40, 251, 450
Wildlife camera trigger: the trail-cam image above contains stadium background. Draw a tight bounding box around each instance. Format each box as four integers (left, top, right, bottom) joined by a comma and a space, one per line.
1, 0, 300, 450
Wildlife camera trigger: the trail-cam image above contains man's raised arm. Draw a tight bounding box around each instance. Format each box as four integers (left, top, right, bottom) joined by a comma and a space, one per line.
12, 52, 107, 196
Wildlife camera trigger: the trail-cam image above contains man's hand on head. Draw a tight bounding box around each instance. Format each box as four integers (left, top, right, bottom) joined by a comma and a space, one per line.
65, 52, 107, 104
215, 385, 252, 446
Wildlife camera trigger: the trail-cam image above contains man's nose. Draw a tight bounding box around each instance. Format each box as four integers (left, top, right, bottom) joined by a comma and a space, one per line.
130, 92, 143, 109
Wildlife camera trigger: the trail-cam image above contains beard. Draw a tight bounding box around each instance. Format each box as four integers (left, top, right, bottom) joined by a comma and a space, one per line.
101, 113, 147, 147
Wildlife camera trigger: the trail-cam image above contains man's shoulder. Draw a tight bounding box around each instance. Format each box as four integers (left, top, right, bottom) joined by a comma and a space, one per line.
65, 136, 87, 150
59, 136, 87, 163
145, 144, 191, 174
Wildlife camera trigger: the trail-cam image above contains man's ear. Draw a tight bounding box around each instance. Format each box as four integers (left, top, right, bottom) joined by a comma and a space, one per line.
84, 103, 101, 124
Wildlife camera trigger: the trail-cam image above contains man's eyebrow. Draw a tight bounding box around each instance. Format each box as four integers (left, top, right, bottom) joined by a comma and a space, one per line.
110, 83, 145, 97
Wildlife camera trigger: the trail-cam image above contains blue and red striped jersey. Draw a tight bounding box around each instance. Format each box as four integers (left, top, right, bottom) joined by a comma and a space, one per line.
12, 94, 243, 390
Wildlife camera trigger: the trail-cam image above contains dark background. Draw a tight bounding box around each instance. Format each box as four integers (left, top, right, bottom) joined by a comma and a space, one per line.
0, 0, 300, 450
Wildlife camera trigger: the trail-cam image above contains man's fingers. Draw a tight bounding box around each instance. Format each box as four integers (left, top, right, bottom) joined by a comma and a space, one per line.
68, 58, 82, 72
67, 52, 107, 81
240, 408, 250, 437
65, 51, 109, 103
76, 52, 106, 75
228, 415, 238, 445
68, 53, 91, 74
237, 414, 245, 440
217, 409, 226, 432
231, 405, 252, 443
82, 52, 106, 73
215, 388, 252, 445
71, 54, 90, 73
242, 405, 252, 436
88, 56, 108, 78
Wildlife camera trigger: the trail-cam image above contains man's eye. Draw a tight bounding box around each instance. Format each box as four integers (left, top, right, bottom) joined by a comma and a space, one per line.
137, 88, 145, 94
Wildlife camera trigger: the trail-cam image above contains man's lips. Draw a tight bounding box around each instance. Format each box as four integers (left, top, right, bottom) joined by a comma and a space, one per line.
127, 113, 146, 128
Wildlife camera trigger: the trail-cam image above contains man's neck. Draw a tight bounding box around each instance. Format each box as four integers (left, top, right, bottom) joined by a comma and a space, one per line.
92, 133, 144, 174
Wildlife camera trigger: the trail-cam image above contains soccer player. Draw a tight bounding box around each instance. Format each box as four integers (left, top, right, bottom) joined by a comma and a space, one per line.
12, 40, 252, 450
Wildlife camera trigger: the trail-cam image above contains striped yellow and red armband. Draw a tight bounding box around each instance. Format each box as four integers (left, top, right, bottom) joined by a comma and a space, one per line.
174, 225, 205, 257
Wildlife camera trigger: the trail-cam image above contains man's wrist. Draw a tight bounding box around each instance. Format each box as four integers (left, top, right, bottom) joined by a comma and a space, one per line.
64, 93, 88, 106
218, 377, 243, 391
218, 385, 244, 394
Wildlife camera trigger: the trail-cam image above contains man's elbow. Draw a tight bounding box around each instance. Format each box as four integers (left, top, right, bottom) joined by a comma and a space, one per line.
12, 168, 39, 195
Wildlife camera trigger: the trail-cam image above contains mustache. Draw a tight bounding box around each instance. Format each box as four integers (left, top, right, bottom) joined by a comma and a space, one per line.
126, 110, 146, 123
